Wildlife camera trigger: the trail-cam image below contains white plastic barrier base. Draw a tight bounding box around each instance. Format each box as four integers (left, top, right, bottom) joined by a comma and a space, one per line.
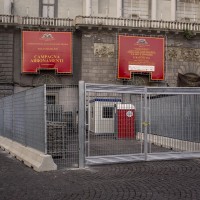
0, 136, 57, 172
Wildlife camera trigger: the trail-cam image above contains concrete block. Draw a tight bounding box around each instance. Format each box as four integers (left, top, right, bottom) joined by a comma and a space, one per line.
9, 140, 23, 160
0, 136, 57, 172
0, 137, 12, 150
137, 132, 200, 152
20, 147, 57, 172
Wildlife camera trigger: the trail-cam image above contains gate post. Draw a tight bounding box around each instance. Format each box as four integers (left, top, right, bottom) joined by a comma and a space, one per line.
144, 87, 148, 161
78, 81, 85, 168
44, 84, 47, 154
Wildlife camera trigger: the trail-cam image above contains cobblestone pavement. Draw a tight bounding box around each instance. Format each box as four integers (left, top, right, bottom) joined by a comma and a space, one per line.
1, 148, 200, 200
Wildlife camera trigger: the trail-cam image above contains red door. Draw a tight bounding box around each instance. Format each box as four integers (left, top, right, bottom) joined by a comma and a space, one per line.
117, 104, 135, 139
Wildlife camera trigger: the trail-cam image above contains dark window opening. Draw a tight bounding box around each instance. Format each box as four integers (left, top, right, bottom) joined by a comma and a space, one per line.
102, 107, 114, 118
40, 0, 58, 18
46, 95, 56, 104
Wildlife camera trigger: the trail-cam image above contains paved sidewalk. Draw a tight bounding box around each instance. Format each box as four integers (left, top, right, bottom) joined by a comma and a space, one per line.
1, 148, 200, 200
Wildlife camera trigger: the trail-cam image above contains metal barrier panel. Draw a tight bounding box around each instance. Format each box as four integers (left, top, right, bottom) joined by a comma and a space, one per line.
148, 93, 200, 153
85, 84, 200, 165
13, 92, 26, 145
3, 96, 13, 139
25, 87, 46, 152
0, 99, 3, 135
46, 85, 79, 169
0, 86, 46, 153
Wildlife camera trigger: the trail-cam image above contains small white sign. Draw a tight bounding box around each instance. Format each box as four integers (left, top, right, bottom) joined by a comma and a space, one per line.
129, 65, 155, 72
126, 111, 133, 118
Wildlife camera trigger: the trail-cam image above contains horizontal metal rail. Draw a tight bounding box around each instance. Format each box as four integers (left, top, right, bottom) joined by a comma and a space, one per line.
86, 83, 200, 95
85, 83, 145, 94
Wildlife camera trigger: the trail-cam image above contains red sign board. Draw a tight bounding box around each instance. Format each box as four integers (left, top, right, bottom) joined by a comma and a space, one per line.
118, 35, 165, 80
22, 31, 72, 74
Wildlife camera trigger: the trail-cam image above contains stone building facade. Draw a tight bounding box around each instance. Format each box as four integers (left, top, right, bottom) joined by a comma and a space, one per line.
80, 28, 200, 87
0, 28, 14, 97
0, 0, 200, 97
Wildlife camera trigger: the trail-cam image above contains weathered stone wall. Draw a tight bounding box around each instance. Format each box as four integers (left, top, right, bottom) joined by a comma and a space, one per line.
1, 27, 200, 96
81, 31, 121, 84
0, 29, 14, 97
81, 30, 200, 87
167, 33, 200, 86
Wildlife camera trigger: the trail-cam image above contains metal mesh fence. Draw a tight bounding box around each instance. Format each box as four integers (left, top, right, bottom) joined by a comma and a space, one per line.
13, 92, 26, 145
85, 84, 200, 165
148, 93, 200, 153
46, 85, 79, 169
25, 87, 46, 151
86, 90, 144, 158
0, 99, 3, 135
1, 82, 200, 168
0, 84, 79, 169
0, 86, 46, 152
3, 96, 13, 139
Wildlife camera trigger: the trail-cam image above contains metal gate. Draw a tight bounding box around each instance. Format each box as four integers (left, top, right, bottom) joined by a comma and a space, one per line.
46, 85, 79, 169
83, 83, 200, 166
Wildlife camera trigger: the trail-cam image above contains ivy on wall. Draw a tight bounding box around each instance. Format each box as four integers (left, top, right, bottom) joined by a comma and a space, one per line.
183, 30, 196, 40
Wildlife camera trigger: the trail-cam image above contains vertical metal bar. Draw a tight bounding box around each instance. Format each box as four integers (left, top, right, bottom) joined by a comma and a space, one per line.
144, 87, 148, 161
3, 99, 5, 137
62, 125, 65, 158
88, 96, 91, 157
12, 95, 14, 140
148, 93, 151, 153
79, 81, 85, 168
24, 90, 27, 146
181, 94, 184, 152
140, 94, 143, 153
44, 84, 47, 154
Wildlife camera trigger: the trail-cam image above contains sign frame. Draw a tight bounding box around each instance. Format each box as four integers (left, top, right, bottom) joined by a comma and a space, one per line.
22, 31, 73, 74
118, 35, 165, 81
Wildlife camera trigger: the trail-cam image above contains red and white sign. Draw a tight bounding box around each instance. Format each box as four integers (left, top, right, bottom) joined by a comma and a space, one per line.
128, 65, 155, 72
22, 31, 72, 74
118, 35, 165, 80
